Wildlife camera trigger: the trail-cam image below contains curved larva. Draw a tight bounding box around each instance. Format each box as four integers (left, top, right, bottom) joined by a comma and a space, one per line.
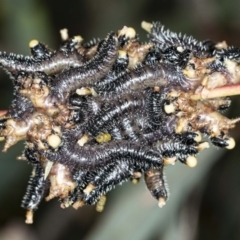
148, 22, 212, 56
41, 141, 163, 170
0, 43, 85, 76
93, 51, 129, 89
51, 33, 119, 101
93, 63, 167, 95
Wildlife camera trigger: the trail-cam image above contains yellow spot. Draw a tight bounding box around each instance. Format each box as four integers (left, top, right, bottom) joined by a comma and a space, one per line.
90, 87, 98, 97
83, 183, 95, 195
118, 26, 136, 39
141, 21, 153, 33
164, 103, 175, 114
224, 59, 237, 74
175, 118, 188, 133
186, 156, 197, 168
29, 39, 39, 48
17, 155, 27, 161
182, 68, 196, 78
158, 197, 166, 208
72, 200, 84, 210
96, 133, 111, 143
118, 50, 127, 59
164, 157, 177, 165
154, 86, 160, 92
61, 200, 72, 209
96, 195, 107, 212
194, 131, 202, 142
133, 172, 142, 178
0, 136, 5, 141
76, 87, 92, 96
226, 137, 235, 149
215, 41, 227, 49
25, 210, 34, 224
167, 91, 179, 98
77, 134, 89, 146
131, 179, 139, 184
73, 35, 83, 43
197, 142, 210, 151
60, 28, 69, 41
47, 134, 61, 149
125, 27, 136, 39
177, 46, 184, 52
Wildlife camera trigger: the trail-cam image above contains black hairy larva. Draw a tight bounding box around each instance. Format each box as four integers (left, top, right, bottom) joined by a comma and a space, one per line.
83, 92, 146, 137
24, 147, 41, 165
41, 141, 163, 170
21, 163, 47, 212
156, 140, 198, 160
148, 22, 212, 56
0, 42, 85, 76
82, 160, 134, 205
51, 33, 118, 101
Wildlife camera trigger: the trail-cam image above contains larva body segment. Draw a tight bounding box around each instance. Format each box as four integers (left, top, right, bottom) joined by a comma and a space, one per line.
21, 164, 47, 211
0, 44, 85, 76
82, 161, 134, 205
51, 33, 119, 101
41, 141, 163, 170
144, 167, 168, 207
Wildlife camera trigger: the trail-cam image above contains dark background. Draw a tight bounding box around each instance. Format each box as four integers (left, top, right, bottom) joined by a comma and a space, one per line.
0, 1, 240, 239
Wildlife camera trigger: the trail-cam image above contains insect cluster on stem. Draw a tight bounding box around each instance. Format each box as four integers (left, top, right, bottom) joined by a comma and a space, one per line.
0, 21, 240, 224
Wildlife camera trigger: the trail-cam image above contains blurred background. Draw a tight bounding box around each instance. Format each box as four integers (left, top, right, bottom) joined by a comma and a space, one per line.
0, 0, 240, 239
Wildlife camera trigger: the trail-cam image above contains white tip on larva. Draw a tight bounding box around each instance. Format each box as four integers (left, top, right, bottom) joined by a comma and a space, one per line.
25, 210, 34, 224
197, 142, 210, 151
194, 131, 202, 142
83, 184, 95, 195
141, 21, 153, 33
77, 134, 89, 147
60, 28, 69, 41
158, 197, 166, 208
164, 103, 175, 114
226, 137, 235, 149
29, 39, 39, 48
47, 134, 61, 149
186, 156, 198, 168
118, 50, 127, 59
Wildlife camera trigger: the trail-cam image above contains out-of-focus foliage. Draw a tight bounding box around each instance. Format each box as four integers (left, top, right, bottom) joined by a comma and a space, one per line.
0, 1, 239, 240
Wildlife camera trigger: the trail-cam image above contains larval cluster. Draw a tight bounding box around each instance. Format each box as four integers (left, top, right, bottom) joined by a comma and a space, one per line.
0, 21, 240, 223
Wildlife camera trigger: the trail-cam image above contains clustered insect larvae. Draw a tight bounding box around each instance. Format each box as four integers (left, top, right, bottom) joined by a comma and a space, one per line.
0, 21, 240, 224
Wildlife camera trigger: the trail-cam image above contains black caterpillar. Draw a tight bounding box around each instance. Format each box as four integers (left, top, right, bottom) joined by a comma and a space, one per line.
0, 21, 240, 224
